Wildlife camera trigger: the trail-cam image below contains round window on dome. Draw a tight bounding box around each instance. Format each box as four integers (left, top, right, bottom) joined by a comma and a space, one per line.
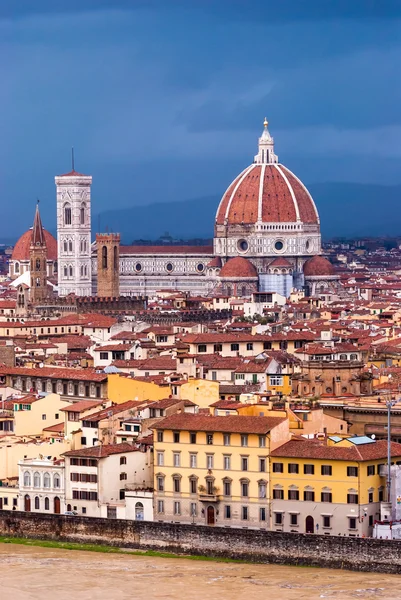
166, 262, 174, 273
237, 239, 249, 252
196, 263, 205, 273
306, 239, 312, 252
135, 262, 142, 273
274, 240, 284, 252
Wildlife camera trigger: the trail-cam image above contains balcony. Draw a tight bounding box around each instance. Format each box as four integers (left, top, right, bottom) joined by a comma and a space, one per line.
198, 493, 219, 502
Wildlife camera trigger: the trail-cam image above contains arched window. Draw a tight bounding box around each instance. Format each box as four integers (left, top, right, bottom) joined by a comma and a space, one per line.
102, 246, 108, 269
69, 266, 73, 277
33, 472, 40, 488
54, 473, 60, 489
44, 497, 50, 510
64, 266, 68, 278
258, 480, 267, 499
241, 286, 247, 297
23, 471, 31, 487
69, 240, 73, 252
35, 258, 41, 271
80, 203, 86, 225
43, 472, 51, 488
15, 262, 20, 274
114, 246, 118, 270
34, 496, 40, 510
63, 241, 68, 253
80, 265, 84, 277
135, 502, 144, 520
84, 265, 87, 276
64, 203, 72, 225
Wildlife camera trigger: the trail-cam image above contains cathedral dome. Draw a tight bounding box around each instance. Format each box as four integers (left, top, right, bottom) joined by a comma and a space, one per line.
215, 163, 318, 226
219, 257, 258, 278
11, 228, 57, 261
303, 255, 335, 277
215, 119, 319, 228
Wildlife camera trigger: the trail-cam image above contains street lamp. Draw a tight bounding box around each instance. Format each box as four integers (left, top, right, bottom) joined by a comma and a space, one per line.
386, 397, 401, 503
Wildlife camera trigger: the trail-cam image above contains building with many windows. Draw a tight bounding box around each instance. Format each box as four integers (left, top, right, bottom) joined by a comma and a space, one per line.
152, 413, 289, 527
18, 456, 65, 514
270, 436, 401, 537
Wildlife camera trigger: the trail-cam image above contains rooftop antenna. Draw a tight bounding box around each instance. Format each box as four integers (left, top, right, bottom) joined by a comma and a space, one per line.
71, 147, 75, 172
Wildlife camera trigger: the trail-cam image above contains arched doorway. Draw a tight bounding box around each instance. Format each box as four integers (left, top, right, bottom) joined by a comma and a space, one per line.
305, 515, 314, 533
54, 497, 61, 514
135, 502, 144, 521
207, 505, 215, 525
67, 504, 72, 512
24, 495, 31, 512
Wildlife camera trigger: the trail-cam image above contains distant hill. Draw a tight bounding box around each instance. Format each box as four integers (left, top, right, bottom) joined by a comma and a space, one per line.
95, 182, 401, 243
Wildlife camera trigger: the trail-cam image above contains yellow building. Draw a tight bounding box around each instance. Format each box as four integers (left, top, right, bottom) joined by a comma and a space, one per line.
152, 413, 289, 527
13, 393, 70, 437
270, 436, 401, 537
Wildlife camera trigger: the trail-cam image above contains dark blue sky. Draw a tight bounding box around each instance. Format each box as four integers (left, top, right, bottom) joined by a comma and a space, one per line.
1, 0, 401, 238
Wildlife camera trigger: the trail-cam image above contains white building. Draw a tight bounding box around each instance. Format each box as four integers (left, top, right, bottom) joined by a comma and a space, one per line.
18, 456, 65, 514
62, 442, 153, 518
55, 169, 92, 297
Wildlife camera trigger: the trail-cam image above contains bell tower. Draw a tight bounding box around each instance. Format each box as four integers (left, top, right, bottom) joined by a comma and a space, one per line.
96, 233, 120, 297
55, 165, 92, 297
29, 202, 48, 304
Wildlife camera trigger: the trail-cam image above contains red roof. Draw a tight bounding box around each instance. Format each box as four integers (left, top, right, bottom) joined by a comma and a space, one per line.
120, 245, 213, 255
62, 443, 139, 458
219, 257, 258, 279
58, 170, 88, 177
12, 228, 57, 261
0, 365, 107, 382
271, 438, 401, 461
215, 163, 318, 226
153, 413, 285, 434
303, 255, 335, 277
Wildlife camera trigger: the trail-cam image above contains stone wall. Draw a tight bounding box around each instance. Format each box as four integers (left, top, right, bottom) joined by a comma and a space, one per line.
1, 512, 401, 573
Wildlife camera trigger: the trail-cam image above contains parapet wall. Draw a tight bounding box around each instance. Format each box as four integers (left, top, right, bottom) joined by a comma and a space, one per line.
0, 512, 401, 574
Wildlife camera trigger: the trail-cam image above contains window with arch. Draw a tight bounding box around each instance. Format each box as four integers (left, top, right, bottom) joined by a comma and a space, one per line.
35, 259, 41, 271
63, 241, 68, 253
43, 472, 51, 488
33, 472, 40, 488
69, 240, 73, 252
44, 497, 50, 510
23, 471, 31, 487
80, 203, 86, 225
15, 262, 20, 273
135, 502, 144, 520
54, 473, 60, 489
64, 266, 68, 278
69, 266, 73, 277
80, 265, 84, 277
102, 246, 108, 269
34, 496, 40, 510
258, 480, 267, 499
64, 203, 72, 225
84, 265, 88, 276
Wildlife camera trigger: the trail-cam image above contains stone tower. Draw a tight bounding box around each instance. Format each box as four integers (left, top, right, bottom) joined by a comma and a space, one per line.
29, 203, 48, 304
96, 233, 120, 297
55, 169, 92, 296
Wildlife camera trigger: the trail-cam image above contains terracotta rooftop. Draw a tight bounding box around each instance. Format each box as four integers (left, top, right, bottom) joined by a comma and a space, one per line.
0, 366, 107, 382
11, 228, 57, 261
271, 438, 401, 461
153, 413, 285, 434
220, 257, 258, 279
62, 443, 139, 458
215, 163, 319, 226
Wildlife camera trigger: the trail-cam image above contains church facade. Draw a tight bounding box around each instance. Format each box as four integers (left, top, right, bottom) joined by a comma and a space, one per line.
10, 120, 337, 299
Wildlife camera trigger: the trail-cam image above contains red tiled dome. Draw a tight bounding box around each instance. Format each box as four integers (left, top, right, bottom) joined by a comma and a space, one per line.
219, 257, 258, 278
207, 257, 222, 268
11, 228, 57, 261
215, 163, 319, 226
303, 255, 335, 277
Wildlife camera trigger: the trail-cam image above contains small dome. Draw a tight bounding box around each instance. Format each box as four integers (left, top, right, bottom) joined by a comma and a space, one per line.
219, 257, 258, 279
11, 228, 57, 261
303, 255, 335, 277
